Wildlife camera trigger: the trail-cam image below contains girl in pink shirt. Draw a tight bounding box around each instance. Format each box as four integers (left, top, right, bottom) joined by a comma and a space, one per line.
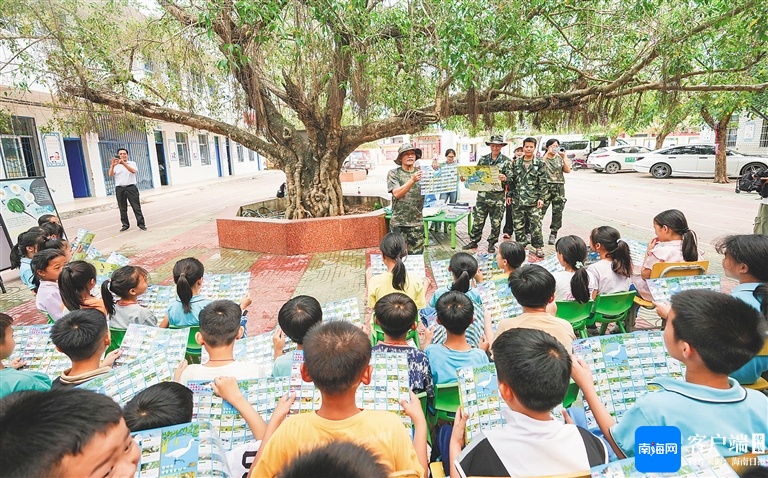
633, 209, 702, 300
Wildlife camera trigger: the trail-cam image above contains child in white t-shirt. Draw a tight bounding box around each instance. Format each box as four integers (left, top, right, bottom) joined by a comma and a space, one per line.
176, 300, 267, 385
572, 226, 632, 302
552, 235, 588, 302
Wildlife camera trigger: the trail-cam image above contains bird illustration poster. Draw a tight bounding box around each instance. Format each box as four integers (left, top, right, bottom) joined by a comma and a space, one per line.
457, 363, 505, 443
572, 331, 685, 431
133, 422, 232, 477
457, 165, 502, 191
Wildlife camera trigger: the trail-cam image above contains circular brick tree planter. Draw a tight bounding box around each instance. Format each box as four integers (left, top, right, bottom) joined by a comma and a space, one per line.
216, 195, 391, 255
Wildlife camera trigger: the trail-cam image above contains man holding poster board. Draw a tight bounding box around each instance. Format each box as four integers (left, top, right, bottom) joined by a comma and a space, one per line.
462, 136, 512, 254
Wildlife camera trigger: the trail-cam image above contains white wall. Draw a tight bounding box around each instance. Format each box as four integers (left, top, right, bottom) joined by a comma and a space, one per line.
156, 124, 222, 186
734, 116, 768, 155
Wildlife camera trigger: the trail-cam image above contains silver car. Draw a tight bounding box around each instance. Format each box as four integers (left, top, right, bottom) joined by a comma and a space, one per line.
633, 144, 768, 179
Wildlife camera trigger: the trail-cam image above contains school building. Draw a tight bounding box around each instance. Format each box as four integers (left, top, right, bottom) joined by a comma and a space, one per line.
0, 87, 268, 206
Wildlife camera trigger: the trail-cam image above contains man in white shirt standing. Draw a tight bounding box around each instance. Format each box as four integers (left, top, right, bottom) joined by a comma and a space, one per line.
109, 148, 146, 232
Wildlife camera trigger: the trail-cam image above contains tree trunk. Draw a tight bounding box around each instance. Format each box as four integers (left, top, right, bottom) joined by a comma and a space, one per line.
713, 114, 731, 183
700, 108, 732, 184
654, 131, 670, 150
282, 146, 345, 220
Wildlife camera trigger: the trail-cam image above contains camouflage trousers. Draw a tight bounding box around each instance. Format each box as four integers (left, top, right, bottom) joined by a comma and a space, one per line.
391, 225, 424, 254
755, 203, 768, 235
469, 198, 504, 245
514, 205, 544, 248
541, 183, 567, 234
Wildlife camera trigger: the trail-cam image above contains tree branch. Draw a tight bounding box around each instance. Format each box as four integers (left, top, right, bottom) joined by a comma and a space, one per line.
65, 86, 284, 159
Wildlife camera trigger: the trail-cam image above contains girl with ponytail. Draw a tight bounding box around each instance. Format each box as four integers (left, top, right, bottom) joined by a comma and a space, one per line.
553, 235, 589, 302
367, 233, 426, 310
58, 260, 106, 315
428, 252, 488, 347
633, 209, 702, 300
572, 226, 633, 302
161, 257, 250, 328
11, 229, 44, 290
101, 265, 158, 329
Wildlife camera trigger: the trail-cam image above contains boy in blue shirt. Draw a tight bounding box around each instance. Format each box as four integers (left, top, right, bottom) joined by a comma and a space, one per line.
272, 295, 323, 377
425, 291, 489, 384
572, 290, 768, 458
0, 313, 51, 398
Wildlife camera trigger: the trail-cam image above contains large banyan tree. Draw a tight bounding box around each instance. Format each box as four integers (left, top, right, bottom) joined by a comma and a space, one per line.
2, 0, 767, 217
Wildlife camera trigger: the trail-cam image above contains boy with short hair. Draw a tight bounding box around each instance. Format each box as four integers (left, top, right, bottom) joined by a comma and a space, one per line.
424, 291, 489, 385
272, 295, 322, 377
123, 381, 194, 432
177, 300, 267, 384
50, 309, 122, 388
450, 328, 608, 477
493, 265, 576, 350
0, 312, 52, 398
572, 290, 768, 458
0, 388, 140, 476
279, 441, 389, 478
252, 321, 428, 478
373, 292, 434, 397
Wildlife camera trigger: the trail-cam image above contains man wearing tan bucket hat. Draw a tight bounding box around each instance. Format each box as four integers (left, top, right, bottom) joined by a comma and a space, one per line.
387, 143, 425, 253
463, 135, 514, 253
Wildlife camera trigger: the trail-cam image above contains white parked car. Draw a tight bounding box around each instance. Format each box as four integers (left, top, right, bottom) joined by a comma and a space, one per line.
588, 145, 653, 173
632, 145, 768, 179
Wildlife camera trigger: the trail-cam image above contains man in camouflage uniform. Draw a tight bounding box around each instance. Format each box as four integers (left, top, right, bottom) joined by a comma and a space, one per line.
540, 138, 571, 245
387, 143, 425, 254
462, 135, 514, 253
508, 137, 548, 258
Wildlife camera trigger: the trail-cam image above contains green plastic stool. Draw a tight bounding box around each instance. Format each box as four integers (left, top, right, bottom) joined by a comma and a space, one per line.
588, 291, 637, 335
107, 327, 127, 354
555, 300, 594, 339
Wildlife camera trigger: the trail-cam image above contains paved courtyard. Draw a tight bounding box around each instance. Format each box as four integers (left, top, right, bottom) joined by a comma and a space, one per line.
1, 164, 752, 333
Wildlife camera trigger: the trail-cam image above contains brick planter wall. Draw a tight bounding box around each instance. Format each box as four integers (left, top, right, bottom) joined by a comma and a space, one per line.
217, 196, 390, 254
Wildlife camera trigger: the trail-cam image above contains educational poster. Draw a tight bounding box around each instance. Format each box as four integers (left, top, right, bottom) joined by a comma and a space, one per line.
70, 228, 96, 261
42, 133, 66, 168
89, 259, 121, 289
476, 278, 523, 332
189, 378, 291, 450
200, 329, 295, 368
2, 324, 70, 377
189, 354, 413, 451
359, 352, 413, 433
475, 253, 504, 280
626, 240, 649, 269
133, 422, 233, 478
138, 273, 252, 317
289, 350, 321, 414
430, 259, 453, 289
646, 275, 721, 303
0, 177, 60, 246
370, 253, 426, 278
571, 331, 685, 431
321, 297, 363, 327
114, 324, 189, 367
78, 352, 173, 406
537, 254, 566, 274
457, 165, 502, 192
590, 442, 737, 477
457, 363, 506, 443
420, 163, 458, 195
199, 273, 250, 301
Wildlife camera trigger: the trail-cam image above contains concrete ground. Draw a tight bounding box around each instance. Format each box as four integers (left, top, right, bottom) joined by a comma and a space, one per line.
2, 164, 752, 332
